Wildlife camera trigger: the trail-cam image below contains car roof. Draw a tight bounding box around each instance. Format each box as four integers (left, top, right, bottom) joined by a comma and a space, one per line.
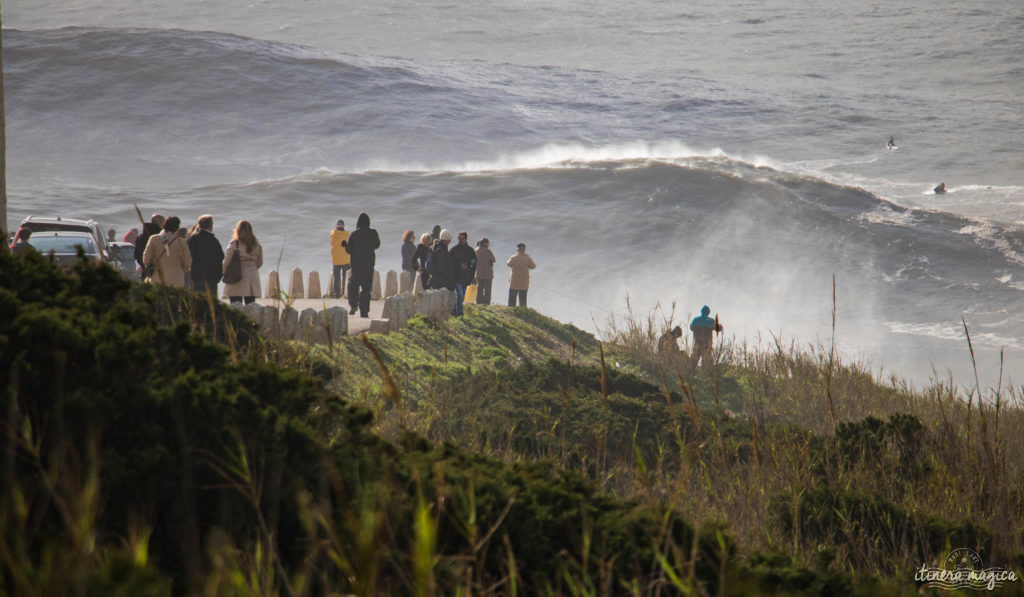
33, 229, 95, 237
20, 216, 100, 228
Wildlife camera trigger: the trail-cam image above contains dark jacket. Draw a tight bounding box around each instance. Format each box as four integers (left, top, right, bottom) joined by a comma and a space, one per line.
345, 213, 381, 274
413, 243, 430, 271
134, 222, 161, 268
187, 229, 225, 292
413, 243, 431, 287
427, 240, 455, 290
401, 239, 417, 272
449, 243, 477, 286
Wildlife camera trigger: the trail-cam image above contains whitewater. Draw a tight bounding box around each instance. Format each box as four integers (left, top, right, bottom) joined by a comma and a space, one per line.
4, 0, 1023, 387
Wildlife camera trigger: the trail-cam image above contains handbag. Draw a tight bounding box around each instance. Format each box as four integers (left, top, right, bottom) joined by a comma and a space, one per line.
223, 244, 243, 284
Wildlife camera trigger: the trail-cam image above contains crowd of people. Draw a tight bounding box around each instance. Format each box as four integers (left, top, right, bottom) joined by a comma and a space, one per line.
335, 216, 537, 317
10, 213, 731, 363
130, 212, 264, 305
16, 211, 540, 320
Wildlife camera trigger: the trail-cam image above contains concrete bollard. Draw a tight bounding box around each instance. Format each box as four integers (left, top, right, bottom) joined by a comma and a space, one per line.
382, 296, 398, 331
266, 270, 280, 299
280, 306, 299, 340
307, 271, 322, 299
240, 302, 262, 323
289, 268, 304, 299
368, 318, 391, 335
383, 294, 413, 331
259, 305, 280, 337
324, 306, 349, 339
397, 294, 413, 329
415, 289, 430, 315
371, 270, 382, 300
384, 270, 399, 298
400, 270, 413, 295
298, 308, 320, 343
413, 272, 425, 297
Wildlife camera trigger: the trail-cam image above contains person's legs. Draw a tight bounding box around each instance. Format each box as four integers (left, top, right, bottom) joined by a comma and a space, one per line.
332, 264, 342, 298
358, 272, 372, 317
519, 289, 527, 307
229, 296, 242, 304
477, 279, 491, 304
243, 296, 256, 305
341, 265, 350, 297
453, 283, 465, 316
508, 288, 516, 306
347, 272, 360, 314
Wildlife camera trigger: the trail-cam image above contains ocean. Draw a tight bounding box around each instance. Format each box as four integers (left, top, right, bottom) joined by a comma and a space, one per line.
4, 0, 1022, 387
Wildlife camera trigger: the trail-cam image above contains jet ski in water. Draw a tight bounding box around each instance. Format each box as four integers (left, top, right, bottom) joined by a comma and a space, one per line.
934, 182, 947, 195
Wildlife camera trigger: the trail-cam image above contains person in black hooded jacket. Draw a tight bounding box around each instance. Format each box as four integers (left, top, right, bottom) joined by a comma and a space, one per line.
344, 212, 381, 317
427, 230, 455, 291
134, 214, 165, 271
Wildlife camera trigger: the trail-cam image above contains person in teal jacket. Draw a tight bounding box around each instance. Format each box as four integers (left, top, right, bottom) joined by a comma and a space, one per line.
690, 305, 723, 368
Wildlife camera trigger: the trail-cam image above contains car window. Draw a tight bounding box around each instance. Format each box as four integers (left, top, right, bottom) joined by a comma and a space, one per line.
29, 235, 98, 255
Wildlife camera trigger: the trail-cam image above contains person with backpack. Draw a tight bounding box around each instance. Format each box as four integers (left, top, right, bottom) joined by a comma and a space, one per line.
344, 213, 381, 317
142, 216, 192, 288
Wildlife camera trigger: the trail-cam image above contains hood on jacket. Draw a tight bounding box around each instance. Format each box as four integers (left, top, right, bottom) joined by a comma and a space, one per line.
701, 305, 711, 316
356, 213, 370, 229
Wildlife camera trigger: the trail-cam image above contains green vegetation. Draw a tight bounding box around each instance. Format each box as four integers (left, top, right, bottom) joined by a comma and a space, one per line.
2, 248, 1022, 595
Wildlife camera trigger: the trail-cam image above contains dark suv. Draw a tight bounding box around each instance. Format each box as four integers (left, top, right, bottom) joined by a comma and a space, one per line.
18, 216, 138, 278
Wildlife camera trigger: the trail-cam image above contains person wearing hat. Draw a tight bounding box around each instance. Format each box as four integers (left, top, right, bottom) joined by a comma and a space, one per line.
689, 305, 723, 369
506, 242, 536, 307
474, 237, 496, 305
329, 219, 350, 299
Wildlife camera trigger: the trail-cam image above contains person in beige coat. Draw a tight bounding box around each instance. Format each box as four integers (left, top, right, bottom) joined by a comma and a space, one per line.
474, 237, 496, 305
222, 220, 263, 304
506, 242, 536, 307
142, 216, 192, 288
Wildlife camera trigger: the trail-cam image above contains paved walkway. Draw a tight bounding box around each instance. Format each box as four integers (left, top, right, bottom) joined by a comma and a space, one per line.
222, 296, 386, 335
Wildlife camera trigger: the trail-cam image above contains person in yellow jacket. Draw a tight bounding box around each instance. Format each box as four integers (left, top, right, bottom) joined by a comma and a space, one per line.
330, 219, 350, 298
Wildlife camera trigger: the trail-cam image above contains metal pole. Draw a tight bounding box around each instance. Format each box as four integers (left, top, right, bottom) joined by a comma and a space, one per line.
0, 20, 7, 238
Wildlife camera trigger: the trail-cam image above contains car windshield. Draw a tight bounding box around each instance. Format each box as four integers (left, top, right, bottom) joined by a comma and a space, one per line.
29, 235, 98, 255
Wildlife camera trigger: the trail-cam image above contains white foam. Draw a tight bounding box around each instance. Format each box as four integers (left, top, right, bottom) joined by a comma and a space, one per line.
957, 221, 1024, 267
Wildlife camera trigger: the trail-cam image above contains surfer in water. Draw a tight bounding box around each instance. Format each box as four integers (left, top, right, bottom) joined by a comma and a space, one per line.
886, 136, 898, 151
934, 182, 946, 195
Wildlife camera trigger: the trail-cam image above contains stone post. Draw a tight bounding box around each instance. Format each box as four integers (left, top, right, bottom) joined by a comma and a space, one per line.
371, 270, 382, 300
280, 306, 299, 340
289, 268, 304, 299
400, 270, 413, 295
307, 271, 322, 299
265, 270, 280, 299
324, 306, 349, 340
384, 270, 399, 298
